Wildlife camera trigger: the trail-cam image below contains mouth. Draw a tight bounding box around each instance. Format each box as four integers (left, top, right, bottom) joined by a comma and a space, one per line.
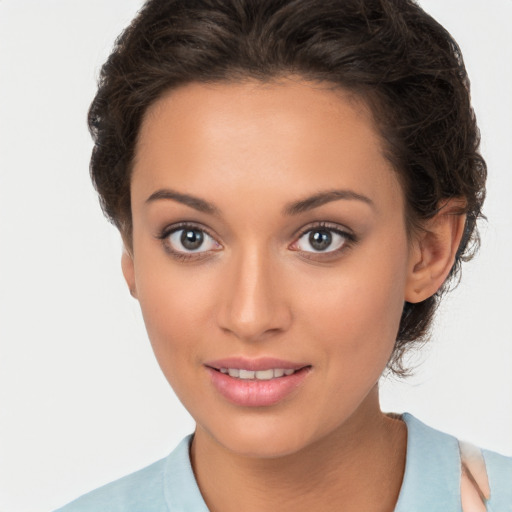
214, 367, 300, 380
205, 359, 311, 407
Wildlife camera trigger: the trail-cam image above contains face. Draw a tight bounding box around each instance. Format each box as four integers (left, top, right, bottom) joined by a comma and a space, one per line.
125, 78, 415, 457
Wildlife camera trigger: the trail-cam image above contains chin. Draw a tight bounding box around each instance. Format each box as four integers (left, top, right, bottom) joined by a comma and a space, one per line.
222, 432, 310, 459
197, 412, 327, 459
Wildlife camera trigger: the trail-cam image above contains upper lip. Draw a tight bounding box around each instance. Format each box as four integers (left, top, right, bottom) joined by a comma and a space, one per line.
204, 357, 309, 371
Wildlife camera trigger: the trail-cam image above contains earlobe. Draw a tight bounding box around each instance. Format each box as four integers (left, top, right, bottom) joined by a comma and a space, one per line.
121, 249, 138, 299
405, 199, 467, 304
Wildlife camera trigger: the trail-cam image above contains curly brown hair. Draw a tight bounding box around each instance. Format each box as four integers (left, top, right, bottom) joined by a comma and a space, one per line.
88, 0, 486, 375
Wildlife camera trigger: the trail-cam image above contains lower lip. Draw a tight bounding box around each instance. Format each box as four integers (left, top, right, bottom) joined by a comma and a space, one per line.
207, 367, 310, 407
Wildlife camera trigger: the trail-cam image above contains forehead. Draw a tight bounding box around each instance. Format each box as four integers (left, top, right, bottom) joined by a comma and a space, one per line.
132, 78, 402, 216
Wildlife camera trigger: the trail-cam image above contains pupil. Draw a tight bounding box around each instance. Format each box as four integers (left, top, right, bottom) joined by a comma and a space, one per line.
309, 230, 331, 251
181, 229, 204, 250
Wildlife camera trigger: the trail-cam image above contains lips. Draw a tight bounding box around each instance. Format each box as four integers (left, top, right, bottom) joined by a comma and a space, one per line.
219, 367, 297, 380
205, 356, 307, 372
205, 357, 311, 407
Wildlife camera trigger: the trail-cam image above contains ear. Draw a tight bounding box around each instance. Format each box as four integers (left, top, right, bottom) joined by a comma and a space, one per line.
405, 199, 467, 303
121, 248, 138, 299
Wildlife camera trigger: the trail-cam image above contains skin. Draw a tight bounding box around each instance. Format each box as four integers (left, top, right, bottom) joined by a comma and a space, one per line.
122, 78, 466, 512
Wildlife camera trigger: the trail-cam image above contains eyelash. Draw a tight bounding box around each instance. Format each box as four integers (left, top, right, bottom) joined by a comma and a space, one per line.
293, 222, 357, 261
157, 222, 220, 262
156, 221, 357, 262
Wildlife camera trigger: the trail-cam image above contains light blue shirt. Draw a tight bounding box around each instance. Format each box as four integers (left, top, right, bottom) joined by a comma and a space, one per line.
54, 414, 512, 511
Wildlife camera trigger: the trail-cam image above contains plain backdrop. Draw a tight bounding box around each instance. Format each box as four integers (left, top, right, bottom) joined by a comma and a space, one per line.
0, 1, 511, 511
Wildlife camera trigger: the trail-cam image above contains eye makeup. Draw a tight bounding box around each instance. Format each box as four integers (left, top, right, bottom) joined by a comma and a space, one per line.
155, 220, 358, 263
290, 221, 357, 262
156, 221, 222, 262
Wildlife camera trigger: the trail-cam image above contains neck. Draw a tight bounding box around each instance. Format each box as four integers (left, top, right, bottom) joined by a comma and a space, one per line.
190, 387, 407, 512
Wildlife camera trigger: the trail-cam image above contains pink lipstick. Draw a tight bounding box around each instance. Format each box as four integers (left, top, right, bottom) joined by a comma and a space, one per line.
205, 357, 311, 407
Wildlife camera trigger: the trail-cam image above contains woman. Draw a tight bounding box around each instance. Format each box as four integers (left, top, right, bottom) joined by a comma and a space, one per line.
55, 0, 511, 510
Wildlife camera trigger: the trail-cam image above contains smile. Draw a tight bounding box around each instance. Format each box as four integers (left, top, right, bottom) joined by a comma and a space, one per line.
218, 368, 297, 380
206, 360, 311, 407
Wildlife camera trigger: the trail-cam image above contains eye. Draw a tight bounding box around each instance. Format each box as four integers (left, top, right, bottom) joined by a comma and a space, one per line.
158, 223, 222, 260
291, 223, 355, 257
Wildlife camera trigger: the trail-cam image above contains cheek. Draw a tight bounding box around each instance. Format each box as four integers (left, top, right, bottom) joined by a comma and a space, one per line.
301, 241, 408, 366
133, 253, 216, 375
135, 279, 213, 414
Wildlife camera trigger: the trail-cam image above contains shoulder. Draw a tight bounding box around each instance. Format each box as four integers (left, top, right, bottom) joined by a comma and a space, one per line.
399, 414, 512, 511
481, 448, 512, 511
53, 436, 194, 512
54, 457, 168, 512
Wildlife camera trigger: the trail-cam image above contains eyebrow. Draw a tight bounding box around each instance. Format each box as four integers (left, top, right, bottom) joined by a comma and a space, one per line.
146, 189, 220, 216
145, 188, 374, 216
283, 189, 374, 215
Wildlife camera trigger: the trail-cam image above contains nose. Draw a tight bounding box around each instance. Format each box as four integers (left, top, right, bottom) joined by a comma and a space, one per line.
216, 245, 292, 343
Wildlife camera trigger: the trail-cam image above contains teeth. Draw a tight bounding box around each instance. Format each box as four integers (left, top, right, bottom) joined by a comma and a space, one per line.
255, 369, 274, 380
239, 369, 255, 379
220, 368, 297, 380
